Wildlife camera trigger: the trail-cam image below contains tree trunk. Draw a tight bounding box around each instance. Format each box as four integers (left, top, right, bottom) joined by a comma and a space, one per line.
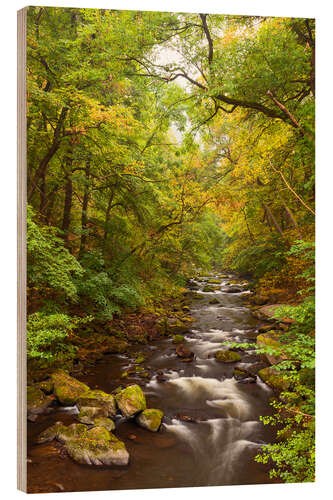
283, 202, 303, 239
79, 160, 90, 258
28, 106, 68, 201
62, 173, 73, 245
262, 203, 284, 236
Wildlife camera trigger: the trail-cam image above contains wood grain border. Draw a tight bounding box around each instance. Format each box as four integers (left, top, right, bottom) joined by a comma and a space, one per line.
17, 6, 27, 493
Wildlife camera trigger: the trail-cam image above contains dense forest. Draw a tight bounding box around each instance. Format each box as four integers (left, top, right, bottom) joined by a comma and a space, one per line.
26, 7, 315, 488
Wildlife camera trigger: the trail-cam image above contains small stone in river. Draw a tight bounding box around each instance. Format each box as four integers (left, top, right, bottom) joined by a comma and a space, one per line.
176, 414, 197, 423
127, 434, 137, 441
156, 375, 167, 383
208, 298, 219, 304
176, 344, 194, 359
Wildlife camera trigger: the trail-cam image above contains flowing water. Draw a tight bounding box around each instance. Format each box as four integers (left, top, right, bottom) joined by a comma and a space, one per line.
27, 273, 276, 493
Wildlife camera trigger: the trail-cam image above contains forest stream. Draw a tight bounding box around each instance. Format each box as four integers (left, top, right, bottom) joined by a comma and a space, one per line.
27, 273, 276, 493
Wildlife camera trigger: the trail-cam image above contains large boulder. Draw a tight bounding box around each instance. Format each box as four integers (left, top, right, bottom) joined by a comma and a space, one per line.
37, 422, 87, 444
57, 423, 88, 444
77, 390, 117, 418
27, 386, 54, 420
258, 365, 291, 391
115, 385, 146, 417
37, 421, 64, 444
136, 409, 164, 432
252, 304, 295, 322
93, 416, 116, 432
51, 370, 89, 405
66, 429, 129, 466
215, 350, 241, 363
77, 406, 107, 424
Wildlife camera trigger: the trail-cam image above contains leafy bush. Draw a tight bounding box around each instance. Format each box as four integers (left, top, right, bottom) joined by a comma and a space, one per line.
27, 312, 91, 362
27, 205, 83, 302
76, 251, 143, 320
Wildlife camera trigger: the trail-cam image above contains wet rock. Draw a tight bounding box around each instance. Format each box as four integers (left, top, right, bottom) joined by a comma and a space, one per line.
215, 350, 241, 363
77, 406, 107, 424
238, 377, 257, 384
77, 389, 117, 418
51, 370, 89, 406
136, 408, 164, 432
92, 416, 116, 432
244, 361, 269, 376
37, 379, 54, 394
258, 365, 291, 391
37, 421, 64, 444
172, 334, 184, 344
208, 298, 219, 304
253, 304, 294, 322
65, 431, 129, 466
206, 279, 222, 285
57, 423, 88, 444
176, 344, 194, 359
233, 368, 255, 382
115, 384, 146, 418
156, 374, 167, 383
27, 386, 55, 418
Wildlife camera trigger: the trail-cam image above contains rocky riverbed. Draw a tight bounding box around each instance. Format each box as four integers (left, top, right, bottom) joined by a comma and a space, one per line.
27, 272, 284, 493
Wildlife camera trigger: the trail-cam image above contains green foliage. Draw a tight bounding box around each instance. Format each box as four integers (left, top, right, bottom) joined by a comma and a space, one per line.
27, 312, 91, 362
27, 205, 83, 302
76, 251, 143, 320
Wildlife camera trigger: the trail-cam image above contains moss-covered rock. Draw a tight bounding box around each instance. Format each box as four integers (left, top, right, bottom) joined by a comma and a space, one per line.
172, 334, 184, 344
76, 389, 116, 417
208, 298, 219, 304
115, 384, 146, 417
215, 350, 242, 363
202, 285, 217, 292
51, 370, 89, 406
136, 409, 164, 432
134, 355, 145, 364
27, 385, 54, 416
57, 423, 88, 444
37, 379, 54, 394
93, 417, 116, 432
258, 365, 290, 391
37, 421, 64, 444
65, 433, 129, 466
87, 426, 111, 442
77, 406, 107, 424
